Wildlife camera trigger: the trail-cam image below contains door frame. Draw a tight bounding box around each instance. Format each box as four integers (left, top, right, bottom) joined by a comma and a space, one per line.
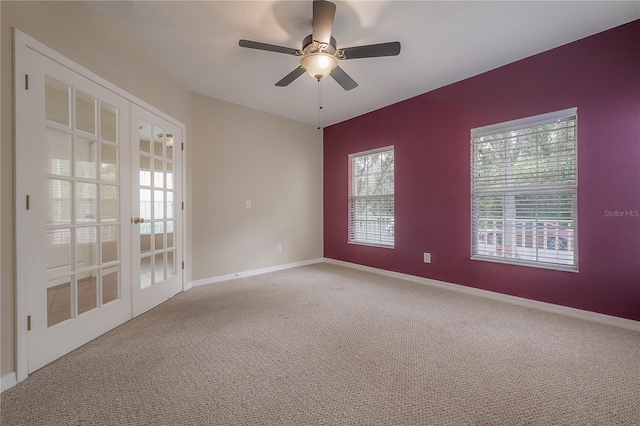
14, 29, 188, 383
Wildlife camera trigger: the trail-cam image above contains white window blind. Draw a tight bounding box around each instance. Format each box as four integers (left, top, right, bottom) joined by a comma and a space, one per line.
471, 108, 578, 270
349, 146, 394, 247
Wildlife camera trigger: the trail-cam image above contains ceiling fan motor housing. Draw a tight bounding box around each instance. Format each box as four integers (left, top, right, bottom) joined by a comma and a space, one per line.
301, 34, 341, 58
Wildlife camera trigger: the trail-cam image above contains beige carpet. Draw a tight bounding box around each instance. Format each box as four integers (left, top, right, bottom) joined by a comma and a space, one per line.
2, 263, 639, 425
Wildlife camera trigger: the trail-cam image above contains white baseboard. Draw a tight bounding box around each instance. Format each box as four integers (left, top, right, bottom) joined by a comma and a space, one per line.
324, 258, 640, 332
190, 258, 324, 288
1, 372, 17, 393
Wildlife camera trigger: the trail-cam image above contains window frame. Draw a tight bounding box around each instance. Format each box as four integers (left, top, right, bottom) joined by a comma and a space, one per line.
470, 108, 578, 272
348, 145, 395, 248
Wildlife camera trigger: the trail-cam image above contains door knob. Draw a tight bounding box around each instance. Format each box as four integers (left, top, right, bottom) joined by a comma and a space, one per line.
133, 217, 145, 224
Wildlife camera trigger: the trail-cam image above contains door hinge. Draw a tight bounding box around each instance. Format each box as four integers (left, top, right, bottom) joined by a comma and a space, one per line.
182, 261, 185, 270
25, 74, 29, 90
181, 142, 184, 151
26, 195, 30, 210
182, 201, 184, 210
27, 315, 32, 331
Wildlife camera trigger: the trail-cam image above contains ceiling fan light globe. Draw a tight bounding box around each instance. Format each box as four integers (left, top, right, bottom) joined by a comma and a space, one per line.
301, 53, 338, 80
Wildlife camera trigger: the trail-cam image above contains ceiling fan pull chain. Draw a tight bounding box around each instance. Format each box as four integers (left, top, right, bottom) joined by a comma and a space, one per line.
317, 78, 322, 129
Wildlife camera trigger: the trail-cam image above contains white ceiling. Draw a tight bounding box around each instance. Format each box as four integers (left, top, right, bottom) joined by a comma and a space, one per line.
86, 1, 640, 127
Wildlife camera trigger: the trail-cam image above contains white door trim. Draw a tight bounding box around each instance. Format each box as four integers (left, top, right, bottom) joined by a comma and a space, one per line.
13, 29, 187, 384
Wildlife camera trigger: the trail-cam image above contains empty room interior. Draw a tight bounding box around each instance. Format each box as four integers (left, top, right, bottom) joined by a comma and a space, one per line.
1, 1, 639, 424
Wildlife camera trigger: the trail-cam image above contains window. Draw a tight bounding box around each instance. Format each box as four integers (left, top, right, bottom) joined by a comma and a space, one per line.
349, 146, 395, 247
139, 169, 174, 235
471, 108, 577, 270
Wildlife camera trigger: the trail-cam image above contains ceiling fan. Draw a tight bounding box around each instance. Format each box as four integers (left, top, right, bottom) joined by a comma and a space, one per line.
239, 0, 401, 91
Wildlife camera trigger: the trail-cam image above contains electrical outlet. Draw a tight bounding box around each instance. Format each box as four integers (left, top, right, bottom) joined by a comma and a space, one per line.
277, 244, 282, 253
245, 200, 251, 209
424, 253, 432, 263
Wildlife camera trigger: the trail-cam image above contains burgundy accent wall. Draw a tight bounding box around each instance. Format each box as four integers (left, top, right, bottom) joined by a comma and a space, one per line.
323, 20, 640, 321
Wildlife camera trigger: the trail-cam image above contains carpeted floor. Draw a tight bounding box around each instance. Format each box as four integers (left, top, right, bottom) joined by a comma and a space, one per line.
2, 263, 639, 425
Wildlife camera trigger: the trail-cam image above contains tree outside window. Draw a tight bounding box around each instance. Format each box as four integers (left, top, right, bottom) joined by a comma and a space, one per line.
349, 147, 394, 247
472, 109, 578, 270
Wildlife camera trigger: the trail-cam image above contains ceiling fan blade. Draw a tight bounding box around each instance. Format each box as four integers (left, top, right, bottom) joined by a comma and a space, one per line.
312, 0, 336, 45
330, 66, 358, 91
276, 66, 307, 87
239, 40, 298, 55
341, 41, 401, 59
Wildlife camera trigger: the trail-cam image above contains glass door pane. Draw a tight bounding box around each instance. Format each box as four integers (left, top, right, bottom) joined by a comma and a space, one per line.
47, 279, 72, 327
75, 91, 96, 134
77, 274, 97, 315
102, 267, 119, 304
45, 77, 70, 126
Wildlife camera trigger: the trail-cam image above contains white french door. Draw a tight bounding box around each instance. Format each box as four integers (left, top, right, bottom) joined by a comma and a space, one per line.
131, 105, 183, 316
17, 46, 132, 373
15, 31, 185, 378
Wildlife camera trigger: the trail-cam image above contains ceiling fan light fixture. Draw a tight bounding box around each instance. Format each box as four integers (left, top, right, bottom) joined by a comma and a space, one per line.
300, 53, 338, 80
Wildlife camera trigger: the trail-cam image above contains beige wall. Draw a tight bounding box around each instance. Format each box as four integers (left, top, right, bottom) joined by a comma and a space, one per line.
191, 94, 323, 281
1, 1, 192, 377
1, 1, 324, 381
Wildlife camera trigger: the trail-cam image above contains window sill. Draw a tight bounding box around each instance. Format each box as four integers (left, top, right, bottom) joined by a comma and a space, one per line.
348, 241, 394, 250
470, 255, 578, 273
